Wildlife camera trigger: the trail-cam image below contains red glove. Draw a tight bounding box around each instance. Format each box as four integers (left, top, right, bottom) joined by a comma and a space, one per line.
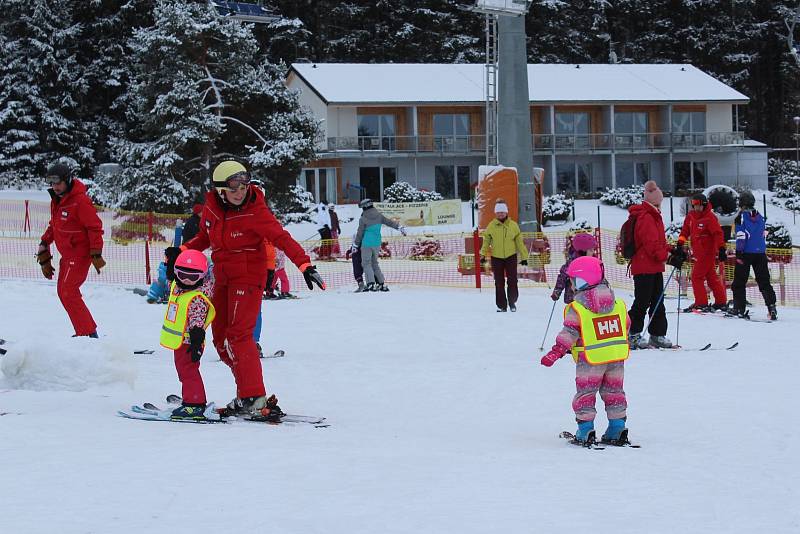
540, 350, 561, 367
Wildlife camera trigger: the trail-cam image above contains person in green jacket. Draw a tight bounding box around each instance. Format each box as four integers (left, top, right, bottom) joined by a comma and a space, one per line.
479, 199, 529, 312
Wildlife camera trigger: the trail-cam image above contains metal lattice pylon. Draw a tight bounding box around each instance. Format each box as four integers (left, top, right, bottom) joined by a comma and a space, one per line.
485, 13, 499, 166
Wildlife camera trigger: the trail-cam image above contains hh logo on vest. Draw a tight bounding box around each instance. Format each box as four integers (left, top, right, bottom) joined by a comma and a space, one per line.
592, 315, 622, 340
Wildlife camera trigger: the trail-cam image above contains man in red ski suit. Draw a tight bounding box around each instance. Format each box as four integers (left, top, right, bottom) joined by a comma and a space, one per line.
677, 193, 727, 311
174, 161, 325, 418
37, 163, 105, 337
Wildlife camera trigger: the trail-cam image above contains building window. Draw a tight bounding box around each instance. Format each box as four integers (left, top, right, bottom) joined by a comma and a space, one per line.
556, 161, 593, 193
674, 161, 706, 191
615, 161, 651, 188
359, 167, 396, 201
299, 168, 337, 203
434, 165, 471, 200
672, 111, 706, 147
433, 114, 469, 151
555, 112, 590, 149
614, 112, 649, 148
358, 114, 396, 150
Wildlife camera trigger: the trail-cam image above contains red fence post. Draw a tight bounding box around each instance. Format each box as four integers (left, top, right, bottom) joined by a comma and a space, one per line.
473, 228, 481, 289
594, 227, 602, 261
144, 211, 154, 285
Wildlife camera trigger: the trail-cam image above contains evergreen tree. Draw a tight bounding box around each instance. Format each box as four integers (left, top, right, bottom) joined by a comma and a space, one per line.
104, 0, 318, 211
0, 0, 86, 186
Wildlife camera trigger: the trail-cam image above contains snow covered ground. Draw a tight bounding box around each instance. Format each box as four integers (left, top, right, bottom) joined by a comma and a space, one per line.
1, 280, 797, 533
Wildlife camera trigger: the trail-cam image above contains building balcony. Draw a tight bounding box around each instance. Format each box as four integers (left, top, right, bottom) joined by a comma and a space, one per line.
323, 135, 487, 156
319, 131, 747, 157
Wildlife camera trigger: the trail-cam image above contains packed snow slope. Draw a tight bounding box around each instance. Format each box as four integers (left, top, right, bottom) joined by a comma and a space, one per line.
0, 280, 797, 534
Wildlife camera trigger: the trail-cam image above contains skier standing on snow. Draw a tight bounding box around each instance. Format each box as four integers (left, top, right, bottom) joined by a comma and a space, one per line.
354, 198, 406, 292
167, 160, 325, 420
675, 193, 728, 312
37, 162, 106, 338
626, 181, 673, 349
479, 198, 529, 312
540, 256, 631, 445
328, 204, 342, 256
159, 250, 215, 421
315, 201, 333, 260
551, 232, 598, 305
729, 191, 778, 320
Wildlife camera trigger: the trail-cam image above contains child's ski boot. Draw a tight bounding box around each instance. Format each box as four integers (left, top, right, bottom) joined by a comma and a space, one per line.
171, 403, 208, 421
575, 420, 595, 444
601, 418, 628, 445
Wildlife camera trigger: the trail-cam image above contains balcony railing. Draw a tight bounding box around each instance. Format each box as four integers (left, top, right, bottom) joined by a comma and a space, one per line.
326, 135, 487, 154
322, 131, 747, 155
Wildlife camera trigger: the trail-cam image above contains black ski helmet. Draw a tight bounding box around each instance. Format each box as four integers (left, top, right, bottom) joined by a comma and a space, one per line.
738, 190, 755, 209
359, 198, 373, 209
690, 192, 708, 207
46, 162, 72, 185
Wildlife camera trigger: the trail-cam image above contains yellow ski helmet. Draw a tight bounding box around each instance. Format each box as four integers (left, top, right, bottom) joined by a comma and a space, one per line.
212, 160, 249, 193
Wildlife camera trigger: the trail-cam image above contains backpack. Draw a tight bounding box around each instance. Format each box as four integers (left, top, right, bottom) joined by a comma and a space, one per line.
619, 215, 637, 260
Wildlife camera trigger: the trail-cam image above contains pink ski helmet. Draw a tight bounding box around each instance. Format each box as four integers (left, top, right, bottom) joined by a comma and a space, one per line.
566, 256, 604, 290
174, 249, 208, 285
571, 232, 597, 253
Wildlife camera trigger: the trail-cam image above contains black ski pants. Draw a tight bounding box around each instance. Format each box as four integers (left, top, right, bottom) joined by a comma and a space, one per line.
491, 255, 518, 310
731, 253, 776, 311
629, 272, 668, 337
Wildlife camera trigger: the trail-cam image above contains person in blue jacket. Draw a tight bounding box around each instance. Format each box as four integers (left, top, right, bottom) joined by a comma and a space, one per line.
729, 190, 777, 320
353, 198, 406, 291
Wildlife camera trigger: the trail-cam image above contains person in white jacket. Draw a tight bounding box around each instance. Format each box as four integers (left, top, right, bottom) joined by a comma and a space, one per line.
315, 202, 333, 259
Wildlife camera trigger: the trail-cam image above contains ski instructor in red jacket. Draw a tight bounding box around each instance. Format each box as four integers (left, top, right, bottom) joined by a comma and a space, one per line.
676, 193, 728, 312
37, 162, 106, 338
170, 160, 325, 418
627, 180, 673, 349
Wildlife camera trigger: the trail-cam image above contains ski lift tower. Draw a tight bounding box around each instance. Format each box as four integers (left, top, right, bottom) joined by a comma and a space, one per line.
471, 1, 537, 231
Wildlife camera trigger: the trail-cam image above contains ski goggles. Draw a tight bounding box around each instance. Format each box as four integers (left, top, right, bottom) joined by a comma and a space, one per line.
215, 172, 251, 193
46, 174, 67, 185
174, 266, 204, 285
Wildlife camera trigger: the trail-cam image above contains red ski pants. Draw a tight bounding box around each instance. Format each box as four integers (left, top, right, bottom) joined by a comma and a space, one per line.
174, 345, 206, 405
211, 282, 266, 399
57, 257, 97, 336
691, 255, 727, 306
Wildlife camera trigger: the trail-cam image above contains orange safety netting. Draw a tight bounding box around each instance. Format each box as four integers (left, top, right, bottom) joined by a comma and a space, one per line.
1, 200, 797, 307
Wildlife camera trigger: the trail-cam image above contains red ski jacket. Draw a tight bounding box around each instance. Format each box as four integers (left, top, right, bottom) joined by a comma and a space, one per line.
628, 202, 670, 275
182, 187, 311, 287
40, 179, 104, 259
678, 202, 724, 258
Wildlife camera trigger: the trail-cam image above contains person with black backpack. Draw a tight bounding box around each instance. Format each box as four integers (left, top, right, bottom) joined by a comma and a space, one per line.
624, 181, 675, 349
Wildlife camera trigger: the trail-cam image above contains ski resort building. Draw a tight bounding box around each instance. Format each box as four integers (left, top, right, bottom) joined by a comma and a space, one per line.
286, 63, 768, 203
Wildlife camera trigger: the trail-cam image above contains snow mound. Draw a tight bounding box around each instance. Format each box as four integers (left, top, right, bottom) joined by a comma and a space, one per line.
0, 337, 136, 391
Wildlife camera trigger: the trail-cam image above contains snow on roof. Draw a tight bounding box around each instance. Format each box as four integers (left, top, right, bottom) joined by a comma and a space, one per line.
289, 63, 749, 105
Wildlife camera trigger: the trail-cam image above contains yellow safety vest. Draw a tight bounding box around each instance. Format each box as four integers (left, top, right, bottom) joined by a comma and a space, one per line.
567, 298, 629, 365
160, 281, 216, 350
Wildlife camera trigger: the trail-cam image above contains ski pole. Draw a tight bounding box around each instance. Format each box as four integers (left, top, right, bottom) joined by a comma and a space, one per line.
643, 265, 677, 334
539, 298, 558, 351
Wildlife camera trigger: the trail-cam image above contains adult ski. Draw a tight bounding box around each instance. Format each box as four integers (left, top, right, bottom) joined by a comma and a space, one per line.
700, 342, 739, 351
134, 349, 155, 355
164, 394, 327, 426
263, 349, 285, 359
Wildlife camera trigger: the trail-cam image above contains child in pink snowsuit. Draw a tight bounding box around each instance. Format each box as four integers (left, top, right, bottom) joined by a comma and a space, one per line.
541, 256, 631, 444
271, 249, 291, 297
